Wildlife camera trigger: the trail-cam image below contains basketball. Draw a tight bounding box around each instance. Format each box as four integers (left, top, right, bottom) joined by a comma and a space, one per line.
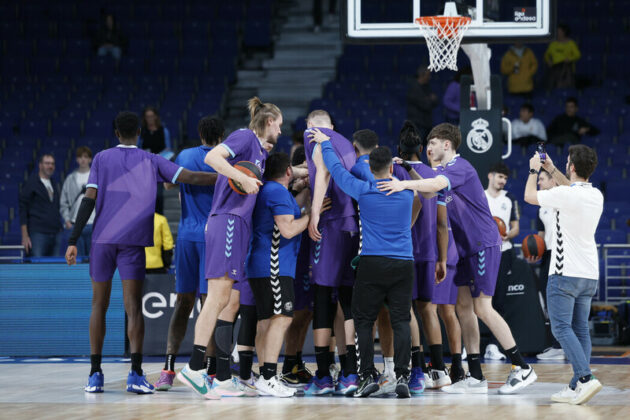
522, 234, 546, 259
494, 216, 507, 236
228, 161, 262, 195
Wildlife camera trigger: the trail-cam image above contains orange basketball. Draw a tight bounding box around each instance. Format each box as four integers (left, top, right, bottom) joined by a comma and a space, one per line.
493, 216, 507, 237
522, 234, 546, 259
228, 161, 262, 195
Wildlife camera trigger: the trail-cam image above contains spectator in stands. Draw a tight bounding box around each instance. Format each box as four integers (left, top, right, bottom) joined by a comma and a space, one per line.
96, 14, 125, 61
442, 67, 471, 124
512, 103, 547, 145
19, 154, 62, 257
138, 106, 172, 156
145, 207, 174, 274
60, 146, 95, 256
501, 42, 538, 97
547, 97, 599, 146
544, 24, 581, 90
407, 65, 438, 142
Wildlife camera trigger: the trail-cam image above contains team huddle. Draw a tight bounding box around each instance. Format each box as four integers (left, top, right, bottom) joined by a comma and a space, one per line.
67, 97, 538, 399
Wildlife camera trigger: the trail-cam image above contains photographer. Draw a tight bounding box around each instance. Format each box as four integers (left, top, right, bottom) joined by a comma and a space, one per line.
524, 145, 604, 405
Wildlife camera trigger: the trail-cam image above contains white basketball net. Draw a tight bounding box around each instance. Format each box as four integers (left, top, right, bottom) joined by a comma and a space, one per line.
416, 17, 472, 72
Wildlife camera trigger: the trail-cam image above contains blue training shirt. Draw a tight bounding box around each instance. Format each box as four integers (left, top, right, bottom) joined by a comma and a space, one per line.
320, 141, 414, 260
350, 154, 372, 181
246, 181, 302, 278
175, 145, 216, 242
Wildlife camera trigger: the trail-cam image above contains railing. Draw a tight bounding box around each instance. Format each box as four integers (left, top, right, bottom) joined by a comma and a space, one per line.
602, 244, 630, 303
0, 245, 25, 261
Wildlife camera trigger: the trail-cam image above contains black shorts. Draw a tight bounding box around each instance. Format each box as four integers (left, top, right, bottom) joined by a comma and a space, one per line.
248, 276, 295, 319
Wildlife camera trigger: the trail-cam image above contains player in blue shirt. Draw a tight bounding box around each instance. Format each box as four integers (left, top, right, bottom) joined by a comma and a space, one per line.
153, 116, 223, 391
245, 152, 311, 397
309, 128, 420, 399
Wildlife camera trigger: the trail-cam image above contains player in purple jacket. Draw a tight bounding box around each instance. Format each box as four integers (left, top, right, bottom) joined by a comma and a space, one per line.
378, 123, 536, 395
65, 111, 217, 395
178, 97, 282, 399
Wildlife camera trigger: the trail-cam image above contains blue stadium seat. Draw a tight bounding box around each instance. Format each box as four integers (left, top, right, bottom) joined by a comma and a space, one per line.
596, 230, 628, 244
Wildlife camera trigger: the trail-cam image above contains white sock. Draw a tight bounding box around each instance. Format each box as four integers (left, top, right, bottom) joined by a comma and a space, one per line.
383, 357, 394, 376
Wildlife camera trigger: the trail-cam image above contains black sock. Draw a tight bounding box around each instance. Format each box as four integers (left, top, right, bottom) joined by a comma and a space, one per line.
429, 344, 445, 371
345, 345, 357, 375
328, 351, 335, 367
206, 356, 216, 376
283, 354, 298, 374
419, 349, 428, 373
505, 346, 529, 369
189, 345, 207, 371
315, 346, 329, 378
90, 354, 102, 375
164, 354, 175, 371
130, 353, 143, 376
338, 353, 347, 374
468, 353, 483, 380
239, 351, 254, 380
411, 346, 421, 368
215, 320, 234, 381
579, 375, 592, 384
296, 351, 304, 368
262, 362, 277, 380
451, 353, 463, 370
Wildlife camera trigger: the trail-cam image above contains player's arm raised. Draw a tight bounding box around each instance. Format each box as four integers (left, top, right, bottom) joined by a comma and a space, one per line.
204, 146, 262, 194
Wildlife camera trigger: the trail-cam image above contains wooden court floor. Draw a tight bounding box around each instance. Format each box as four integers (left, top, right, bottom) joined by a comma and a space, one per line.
1, 361, 629, 419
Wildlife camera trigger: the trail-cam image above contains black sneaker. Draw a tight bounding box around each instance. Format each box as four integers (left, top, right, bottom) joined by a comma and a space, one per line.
449, 365, 466, 384
281, 364, 313, 388
353, 370, 379, 398
296, 365, 314, 384
395, 374, 410, 398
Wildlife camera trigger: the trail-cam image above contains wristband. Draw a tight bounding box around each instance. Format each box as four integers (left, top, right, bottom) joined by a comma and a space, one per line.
529, 168, 538, 175
401, 161, 412, 172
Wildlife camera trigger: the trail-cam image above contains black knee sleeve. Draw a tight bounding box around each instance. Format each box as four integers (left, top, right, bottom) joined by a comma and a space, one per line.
215, 319, 233, 356
313, 284, 335, 330
338, 286, 353, 321
237, 304, 258, 347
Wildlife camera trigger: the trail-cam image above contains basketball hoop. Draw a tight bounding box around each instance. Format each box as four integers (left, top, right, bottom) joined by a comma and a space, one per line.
415, 16, 472, 72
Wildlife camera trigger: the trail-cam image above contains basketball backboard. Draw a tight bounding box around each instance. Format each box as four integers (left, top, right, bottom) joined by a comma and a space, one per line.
342, 0, 556, 43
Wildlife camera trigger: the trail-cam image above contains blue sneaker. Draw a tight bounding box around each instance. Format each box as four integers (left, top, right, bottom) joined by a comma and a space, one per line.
126, 370, 155, 394
85, 372, 104, 393
409, 367, 425, 395
304, 372, 334, 396
335, 373, 359, 396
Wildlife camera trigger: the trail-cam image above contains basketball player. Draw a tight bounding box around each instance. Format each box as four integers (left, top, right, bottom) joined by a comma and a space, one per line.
309, 129, 419, 399
378, 123, 536, 395
154, 116, 224, 391
349, 129, 403, 396
525, 147, 603, 405
246, 152, 312, 397
178, 97, 281, 399
281, 146, 316, 386
484, 162, 520, 361
428, 147, 465, 384
66, 111, 218, 394
533, 169, 565, 360
303, 110, 359, 395
394, 122, 451, 390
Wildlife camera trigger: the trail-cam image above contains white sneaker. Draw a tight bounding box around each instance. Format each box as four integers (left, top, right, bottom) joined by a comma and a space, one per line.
441, 374, 488, 394
462, 347, 467, 361
571, 378, 603, 405
176, 364, 221, 400
424, 371, 434, 389
237, 376, 259, 397
498, 366, 537, 394
213, 377, 245, 397
551, 385, 576, 403
255, 376, 296, 397
484, 344, 506, 360
537, 347, 566, 360
231, 346, 239, 363
329, 363, 340, 383
430, 368, 452, 388
371, 372, 396, 396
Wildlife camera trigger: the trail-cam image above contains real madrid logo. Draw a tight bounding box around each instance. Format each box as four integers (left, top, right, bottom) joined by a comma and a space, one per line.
466, 118, 493, 154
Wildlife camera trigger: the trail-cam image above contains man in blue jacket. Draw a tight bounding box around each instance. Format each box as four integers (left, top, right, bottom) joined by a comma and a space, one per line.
308, 128, 420, 399
19, 154, 62, 256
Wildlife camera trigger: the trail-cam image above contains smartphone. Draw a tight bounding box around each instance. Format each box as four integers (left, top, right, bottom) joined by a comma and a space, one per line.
537, 142, 546, 164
